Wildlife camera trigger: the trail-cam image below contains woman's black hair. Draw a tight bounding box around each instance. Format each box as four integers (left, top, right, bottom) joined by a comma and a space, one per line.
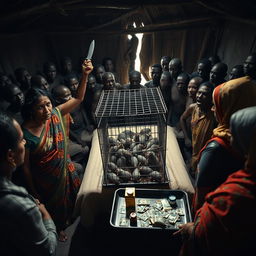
21, 88, 54, 121
0, 111, 19, 160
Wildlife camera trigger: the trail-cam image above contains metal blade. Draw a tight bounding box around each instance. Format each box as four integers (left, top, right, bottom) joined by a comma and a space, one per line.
86, 40, 95, 60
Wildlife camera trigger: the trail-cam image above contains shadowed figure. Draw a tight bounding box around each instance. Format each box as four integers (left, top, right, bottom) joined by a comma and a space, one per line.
14, 67, 31, 94
160, 56, 172, 72
144, 64, 162, 88
124, 70, 145, 89
229, 64, 244, 80
5, 83, 25, 125
209, 62, 227, 87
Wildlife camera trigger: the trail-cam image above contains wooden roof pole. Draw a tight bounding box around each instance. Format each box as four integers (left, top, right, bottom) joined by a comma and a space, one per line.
196, 1, 256, 26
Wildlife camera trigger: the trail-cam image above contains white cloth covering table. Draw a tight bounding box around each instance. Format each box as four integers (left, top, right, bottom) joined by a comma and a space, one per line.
74, 126, 194, 228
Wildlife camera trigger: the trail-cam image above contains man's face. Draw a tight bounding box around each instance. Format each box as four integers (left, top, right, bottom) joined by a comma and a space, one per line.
96, 67, 105, 83
88, 76, 96, 90
176, 76, 187, 94
151, 67, 162, 83
68, 78, 79, 96
11, 86, 25, 107
243, 55, 256, 77
39, 77, 50, 91
103, 74, 115, 90
196, 85, 212, 110
130, 74, 141, 88
45, 65, 57, 82
105, 60, 114, 72
161, 58, 169, 71
21, 70, 31, 87
229, 67, 242, 80
210, 65, 224, 85
187, 80, 198, 99
62, 60, 72, 74
0, 75, 12, 87
197, 63, 209, 80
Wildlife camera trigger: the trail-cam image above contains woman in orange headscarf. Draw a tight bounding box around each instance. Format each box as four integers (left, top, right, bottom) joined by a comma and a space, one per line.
192, 76, 256, 214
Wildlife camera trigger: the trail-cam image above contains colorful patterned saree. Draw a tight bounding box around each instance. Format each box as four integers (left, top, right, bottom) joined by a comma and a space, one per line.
23, 108, 81, 230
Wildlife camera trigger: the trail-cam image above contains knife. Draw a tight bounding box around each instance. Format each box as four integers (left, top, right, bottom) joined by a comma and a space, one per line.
86, 39, 95, 60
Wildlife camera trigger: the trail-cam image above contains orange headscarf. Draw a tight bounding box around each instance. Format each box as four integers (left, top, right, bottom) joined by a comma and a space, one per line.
212, 76, 256, 142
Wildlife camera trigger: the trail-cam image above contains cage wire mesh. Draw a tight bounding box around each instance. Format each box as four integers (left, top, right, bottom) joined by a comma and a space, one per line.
95, 88, 168, 187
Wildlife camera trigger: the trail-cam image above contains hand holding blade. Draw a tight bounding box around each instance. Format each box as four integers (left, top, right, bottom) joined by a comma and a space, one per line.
86, 40, 95, 60
82, 40, 94, 71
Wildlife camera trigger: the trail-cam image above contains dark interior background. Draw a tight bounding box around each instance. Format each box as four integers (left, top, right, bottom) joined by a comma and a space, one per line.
1, 0, 256, 84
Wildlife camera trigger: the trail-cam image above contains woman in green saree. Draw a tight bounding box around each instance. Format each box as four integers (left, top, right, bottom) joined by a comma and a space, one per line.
21, 60, 93, 242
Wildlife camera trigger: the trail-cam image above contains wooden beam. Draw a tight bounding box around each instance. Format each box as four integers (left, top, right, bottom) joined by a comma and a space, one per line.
0, 3, 50, 23
87, 6, 142, 31
45, 16, 218, 35
0, 1, 133, 23
142, 5, 154, 24
107, 16, 217, 34
196, 1, 256, 26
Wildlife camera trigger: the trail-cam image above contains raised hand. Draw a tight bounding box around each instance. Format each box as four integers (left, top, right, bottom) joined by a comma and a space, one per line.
82, 59, 93, 75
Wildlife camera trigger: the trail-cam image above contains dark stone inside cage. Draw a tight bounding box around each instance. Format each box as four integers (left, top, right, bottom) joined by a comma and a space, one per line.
95, 88, 168, 187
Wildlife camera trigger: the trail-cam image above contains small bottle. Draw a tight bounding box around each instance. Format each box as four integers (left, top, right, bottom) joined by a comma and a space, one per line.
168, 195, 177, 207
125, 187, 135, 216
129, 212, 137, 226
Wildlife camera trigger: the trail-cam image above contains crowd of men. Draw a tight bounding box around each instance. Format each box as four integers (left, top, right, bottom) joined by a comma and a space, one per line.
0, 53, 254, 177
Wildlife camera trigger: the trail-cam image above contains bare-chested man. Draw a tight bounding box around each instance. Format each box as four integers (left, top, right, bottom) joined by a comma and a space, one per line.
159, 71, 172, 110
167, 72, 189, 128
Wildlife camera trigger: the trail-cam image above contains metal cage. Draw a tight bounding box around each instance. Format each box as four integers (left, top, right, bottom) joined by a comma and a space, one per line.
95, 88, 168, 187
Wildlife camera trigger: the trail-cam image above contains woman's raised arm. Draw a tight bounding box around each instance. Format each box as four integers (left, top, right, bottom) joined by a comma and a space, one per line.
58, 59, 93, 116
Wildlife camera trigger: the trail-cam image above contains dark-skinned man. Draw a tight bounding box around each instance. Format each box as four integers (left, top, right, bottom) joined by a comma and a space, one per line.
209, 62, 228, 87
124, 70, 145, 89
144, 64, 162, 88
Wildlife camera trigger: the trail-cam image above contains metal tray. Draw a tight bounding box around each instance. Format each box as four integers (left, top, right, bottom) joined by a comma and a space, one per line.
110, 188, 192, 231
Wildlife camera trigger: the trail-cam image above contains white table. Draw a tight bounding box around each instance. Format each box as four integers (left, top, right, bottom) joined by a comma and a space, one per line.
74, 126, 194, 228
